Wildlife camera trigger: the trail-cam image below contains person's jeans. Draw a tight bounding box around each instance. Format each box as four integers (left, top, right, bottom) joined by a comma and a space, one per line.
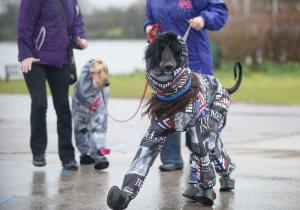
24, 64, 75, 163
160, 131, 192, 165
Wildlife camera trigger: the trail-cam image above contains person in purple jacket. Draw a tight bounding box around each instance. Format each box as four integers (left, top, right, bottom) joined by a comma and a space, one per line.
144, 0, 228, 172
17, 0, 87, 170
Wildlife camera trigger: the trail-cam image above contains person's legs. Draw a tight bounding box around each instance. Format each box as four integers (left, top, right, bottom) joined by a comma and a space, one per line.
23, 64, 48, 162
159, 132, 183, 171
46, 65, 76, 164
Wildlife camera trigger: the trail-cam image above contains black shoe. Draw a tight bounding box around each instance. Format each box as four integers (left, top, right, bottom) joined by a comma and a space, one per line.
159, 163, 183, 172
62, 159, 78, 170
182, 185, 199, 201
195, 188, 216, 207
107, 186, 130, 210
94, 155, 109, 170
219, 176, 235, 192
80, 154, 95, 165
33, 154, 46, 167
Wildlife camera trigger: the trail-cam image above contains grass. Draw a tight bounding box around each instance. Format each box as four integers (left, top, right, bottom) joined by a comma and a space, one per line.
0, 61, 300, 105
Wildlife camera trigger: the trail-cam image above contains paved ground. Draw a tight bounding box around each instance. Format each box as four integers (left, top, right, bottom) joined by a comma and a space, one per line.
0, 94, 300, 210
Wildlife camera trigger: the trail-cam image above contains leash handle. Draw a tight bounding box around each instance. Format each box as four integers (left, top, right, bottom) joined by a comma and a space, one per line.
183, 25, 191, 41
101, 82, 148, 123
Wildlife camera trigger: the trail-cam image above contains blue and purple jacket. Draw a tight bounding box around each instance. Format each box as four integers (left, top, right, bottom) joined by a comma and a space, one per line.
144, 0, 228, 75
17, 0, 85, 68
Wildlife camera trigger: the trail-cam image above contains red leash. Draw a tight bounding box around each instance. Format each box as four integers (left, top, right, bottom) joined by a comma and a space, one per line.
101, 82, 148, 123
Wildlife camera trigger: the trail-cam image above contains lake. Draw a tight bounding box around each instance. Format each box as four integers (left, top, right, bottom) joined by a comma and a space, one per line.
0, 40, 148, 79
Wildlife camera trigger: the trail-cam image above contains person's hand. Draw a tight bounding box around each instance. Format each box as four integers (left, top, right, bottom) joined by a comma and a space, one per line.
189, 16, 205, 31
146, 23, 161, 43
146, 25, 153, 34
76, 37, 88, 49
20, 57, 40, 73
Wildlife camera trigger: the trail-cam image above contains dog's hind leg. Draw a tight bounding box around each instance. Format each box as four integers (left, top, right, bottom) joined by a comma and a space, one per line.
183, 127, 217, 206
210, 137, 236, 191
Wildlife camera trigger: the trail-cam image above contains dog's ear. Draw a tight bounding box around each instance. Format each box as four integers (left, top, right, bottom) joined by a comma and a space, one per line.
101, 62, 109, 74
91, 59, 104, 73
94, 58, 103, 64
95, 60, 109, 74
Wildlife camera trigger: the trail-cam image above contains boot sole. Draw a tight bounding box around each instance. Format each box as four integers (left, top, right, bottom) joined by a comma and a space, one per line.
196, 195, 214, 206
62, 164, 79, 170
159, 166, 183, 172
220, 177, 235, 192
94, 161, 109, 170
107, 186, 122, 209
182, 185, 199, 201
182, 193, 196, 201
33, 161, 46, 167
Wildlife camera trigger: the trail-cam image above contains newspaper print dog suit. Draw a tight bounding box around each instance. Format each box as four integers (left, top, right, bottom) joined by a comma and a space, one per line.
121, 73, 235, 200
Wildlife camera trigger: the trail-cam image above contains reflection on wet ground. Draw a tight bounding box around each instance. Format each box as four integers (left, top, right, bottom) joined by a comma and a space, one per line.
1, 148, 299, 210
1, 96, 300, 209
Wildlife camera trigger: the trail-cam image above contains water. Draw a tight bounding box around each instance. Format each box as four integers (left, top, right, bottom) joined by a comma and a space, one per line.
0, 40, 148, 78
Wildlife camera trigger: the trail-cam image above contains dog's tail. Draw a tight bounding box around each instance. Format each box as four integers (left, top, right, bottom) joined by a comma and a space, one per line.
226, 62, 243, 95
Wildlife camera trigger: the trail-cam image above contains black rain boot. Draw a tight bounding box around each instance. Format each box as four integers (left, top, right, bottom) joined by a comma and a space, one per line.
33, 154, 46, 167
182, 185, 199, 201
107, 186, 130, 210
219, 176, 235, 192
80, 154, 95, 165
94, 150, 109, 170
195, 187, 216, 207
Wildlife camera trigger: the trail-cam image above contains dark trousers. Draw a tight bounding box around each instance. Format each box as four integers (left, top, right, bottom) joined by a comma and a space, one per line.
24, 64, 75, 163
160, 131, 192, 165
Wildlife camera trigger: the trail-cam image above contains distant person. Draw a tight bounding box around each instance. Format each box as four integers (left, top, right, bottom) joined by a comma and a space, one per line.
17, 0, 87, 169
144, 0, 229, 171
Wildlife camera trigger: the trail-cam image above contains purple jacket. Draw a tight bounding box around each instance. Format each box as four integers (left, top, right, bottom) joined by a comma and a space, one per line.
18, 0, 85, 67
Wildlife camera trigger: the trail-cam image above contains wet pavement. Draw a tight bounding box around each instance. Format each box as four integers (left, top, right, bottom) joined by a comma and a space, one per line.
0, 94, 300, 210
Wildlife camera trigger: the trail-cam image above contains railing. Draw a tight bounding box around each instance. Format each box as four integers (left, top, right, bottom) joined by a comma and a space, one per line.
3, 64, 22, 82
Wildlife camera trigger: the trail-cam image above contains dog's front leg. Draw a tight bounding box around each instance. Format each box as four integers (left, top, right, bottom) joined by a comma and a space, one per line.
121, 125, 168, 200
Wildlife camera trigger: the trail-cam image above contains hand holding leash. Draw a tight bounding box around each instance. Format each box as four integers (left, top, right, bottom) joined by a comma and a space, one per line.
146, 23, 162, 43
188, 16, 205, 31
76, 37, 88, 49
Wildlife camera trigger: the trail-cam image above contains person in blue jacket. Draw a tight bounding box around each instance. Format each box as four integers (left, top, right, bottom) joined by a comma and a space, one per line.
144, 0, 228, 172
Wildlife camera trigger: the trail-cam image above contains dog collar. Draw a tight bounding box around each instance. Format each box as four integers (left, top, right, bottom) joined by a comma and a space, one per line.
156, 78, 192, 101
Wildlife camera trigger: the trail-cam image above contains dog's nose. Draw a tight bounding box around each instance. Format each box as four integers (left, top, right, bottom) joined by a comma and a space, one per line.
104, 80, 110, 87
163, 64, 174, 73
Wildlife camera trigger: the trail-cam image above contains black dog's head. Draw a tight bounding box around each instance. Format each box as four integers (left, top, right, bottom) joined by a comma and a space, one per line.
145, 31, 188, 82
143, 31, 199, 119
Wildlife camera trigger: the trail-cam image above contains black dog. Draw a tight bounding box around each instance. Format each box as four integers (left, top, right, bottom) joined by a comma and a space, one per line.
107, 31, 242, 209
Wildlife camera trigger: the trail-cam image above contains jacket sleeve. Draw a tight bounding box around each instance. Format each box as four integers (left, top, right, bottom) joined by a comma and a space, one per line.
17, 0, 41, 61
143, 0, 155, 32
198, 0, 228, 31
72, 0, 86, 49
